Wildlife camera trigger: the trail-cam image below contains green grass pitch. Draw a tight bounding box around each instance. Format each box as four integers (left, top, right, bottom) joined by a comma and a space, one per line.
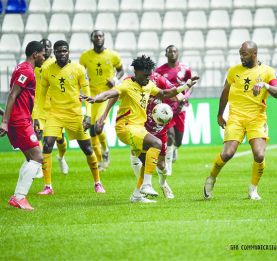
0, 145, 276, 260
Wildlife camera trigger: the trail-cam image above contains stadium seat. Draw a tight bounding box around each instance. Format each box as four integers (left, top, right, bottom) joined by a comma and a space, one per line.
98, 0, 119, 12
140, 12, 162, 31
5, 0, 27, 14
208, 10, 230, 29
52, 0, 74, 13
183, 30, 205, 50
229, 29, 251, 49
206, 30, 227, 49
256, 0, 277, 8
115, 32, 137, 52
69, 33, 91, 52
0, 34, 21, 54
258, 48, 272, 64
47, 33, 67, 45
275, 31, 277, 47
181, 50, 203, 70
0, 73, 10, 92
120, 0, 142, 12
233, 0, 255, 9
94, 13, 117, 32
71, 13, 93, 33
160, 31, 182, 50
185, 11, 207, 30
165, 0, 187, 11
271, 48, 277, 66
187, 0, 209, 10
143, 0, 164, 11
69, 52, 82, 62
252, 28, 274, 48
28, 0, 51, 13
75, 0, 97, 13
1, 14, 24, 33
210, 0, 232, 9
25, 14, 48, 33
204, 50, 226, 69
226, 49, 240, 66
104, 32, 114, 49
21, 33, 43, 53
49, 14, 71, 33
120, 52, 133, 74
137, 31, 159, 51
163, 11, 185, 31
0, 54, 16, 74
117, 12, 139, 32
200, 69, 223, 87
157, 53, 167, 66
254, 8, 275, 28
231, 9, 253, 28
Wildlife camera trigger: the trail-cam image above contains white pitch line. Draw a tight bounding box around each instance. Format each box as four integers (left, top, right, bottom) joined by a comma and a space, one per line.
234, 144, 277, 158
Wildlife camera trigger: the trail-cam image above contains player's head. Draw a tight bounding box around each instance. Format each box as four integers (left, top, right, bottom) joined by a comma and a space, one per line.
25, 41, 45, 68
165, 45, 179, 63
91, 30, 105, 49
40, 39, 52, 60
239, 41, 258, 68
131, 55, 155, 86
53, 40, 69, 67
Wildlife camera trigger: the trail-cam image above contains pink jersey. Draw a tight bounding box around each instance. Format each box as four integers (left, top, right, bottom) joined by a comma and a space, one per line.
9, 61, 36, 124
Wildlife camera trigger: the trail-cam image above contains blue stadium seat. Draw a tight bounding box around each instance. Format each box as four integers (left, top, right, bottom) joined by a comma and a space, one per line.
0, 1, 3, 13
5, 0, 27, 14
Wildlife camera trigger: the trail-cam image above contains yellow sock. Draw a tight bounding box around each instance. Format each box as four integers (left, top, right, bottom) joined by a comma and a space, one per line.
145, 147, 161, 174
98, 132, 108, 152
42, 153, 52, 185
211, 153, 226, 178
136, 165, 145, 189
87, 153, 100, 183
91, 136, 102, 162
251, 160, 265, 186
56, 138, 67, 158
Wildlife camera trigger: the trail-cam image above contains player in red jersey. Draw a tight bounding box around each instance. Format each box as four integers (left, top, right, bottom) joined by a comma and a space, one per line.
0, 41, 45, 210
156, 45, 192, 175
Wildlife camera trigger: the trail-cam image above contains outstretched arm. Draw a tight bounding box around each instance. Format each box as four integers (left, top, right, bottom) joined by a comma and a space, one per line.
217, 80, 230, 129
80, 89, 119, 104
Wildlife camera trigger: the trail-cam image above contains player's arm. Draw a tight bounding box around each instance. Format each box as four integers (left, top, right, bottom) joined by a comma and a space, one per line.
0, 85, 22, 137
80, 89, 119, 104
253, 79, 277, 98
107, 65, 124, 88
80, 82, 92, 131
217, 80, 230, 129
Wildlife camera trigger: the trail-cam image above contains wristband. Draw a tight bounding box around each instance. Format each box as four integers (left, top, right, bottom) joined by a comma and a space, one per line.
264, 83, 270, 90
113, 76, 119, 86
176, 84, 189, 94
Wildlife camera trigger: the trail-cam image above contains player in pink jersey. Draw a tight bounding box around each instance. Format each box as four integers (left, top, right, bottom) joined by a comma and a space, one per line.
156, 45, 193, 175
0, 41, 45, 210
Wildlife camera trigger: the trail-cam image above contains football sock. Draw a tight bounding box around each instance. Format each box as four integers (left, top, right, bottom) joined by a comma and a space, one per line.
15, 160, 42, 200
86, 153, 100, 183
165, 145, 174, 175
130, 154, 142, 178
91, 136, 102, 162
136, 165, 145, 189
56, 138, 67, 158
98, 132, 108, 153
211, 153, 226, 178
143, 147, 160, 186
251, 160, 265, 186
42, 153, 52, 186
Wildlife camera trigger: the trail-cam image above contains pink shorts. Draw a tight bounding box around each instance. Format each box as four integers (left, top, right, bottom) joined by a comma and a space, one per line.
168, 111, 185, 133
7, 119, 39, 151
156, 131, 167, 156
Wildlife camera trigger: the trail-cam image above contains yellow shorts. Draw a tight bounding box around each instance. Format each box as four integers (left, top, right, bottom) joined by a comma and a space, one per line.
115, 122, 148, 156
224, 115, 268, 143
91, 100, 108, 124
44, 115, 89, 141
38, 118, 65, 134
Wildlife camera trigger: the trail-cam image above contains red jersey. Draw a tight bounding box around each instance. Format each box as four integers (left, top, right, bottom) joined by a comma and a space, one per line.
9, 61, 36, 124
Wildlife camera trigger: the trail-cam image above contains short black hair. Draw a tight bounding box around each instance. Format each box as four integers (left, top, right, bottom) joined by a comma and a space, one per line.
53, 40, 69, 50
165, 45, 177, 53
131, 55, 155, 71
25, 41, 44, 57
90, 30, 104, 39
40, 39, 52, 47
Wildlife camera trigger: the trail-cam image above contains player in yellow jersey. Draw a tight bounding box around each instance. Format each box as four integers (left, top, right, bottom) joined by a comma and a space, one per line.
203, 41, 277, 200
33, 39, 69, 175
81, 55, 197, 203
79, 30, 124, 171
37, 40, 105, 195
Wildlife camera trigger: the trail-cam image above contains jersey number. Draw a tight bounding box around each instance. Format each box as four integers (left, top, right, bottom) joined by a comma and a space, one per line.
96, 68, 103, 76
60, 83, 65, 92
244, 84, 249, 92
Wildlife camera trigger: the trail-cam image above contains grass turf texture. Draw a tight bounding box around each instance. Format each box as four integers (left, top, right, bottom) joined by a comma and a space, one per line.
0, 145, 276, 260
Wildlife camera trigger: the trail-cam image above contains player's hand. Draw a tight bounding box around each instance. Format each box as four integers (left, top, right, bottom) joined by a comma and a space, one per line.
82, 115, 91, 131
0, 122, 8, 137
217, 115, 226, 129
96, 114, 106, 134
80, 94, 95, 104
106, 79, 115, 88
253, 82, 269, 96
187, 76, 200, 88
33, 119, 42, 140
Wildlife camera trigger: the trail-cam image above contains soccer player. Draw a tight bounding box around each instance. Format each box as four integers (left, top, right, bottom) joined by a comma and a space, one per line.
79, 30, 124, 171
33, 39, 69, 174
37, 40, 105, 195
155, 45, 192, 175
203, 41, 276, 200
0, 41, 45, 210
81, 55, 197, 203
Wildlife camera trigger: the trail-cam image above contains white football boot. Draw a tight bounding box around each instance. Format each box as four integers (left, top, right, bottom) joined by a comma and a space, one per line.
248, 184, 261, 200
203, 176, 216, 199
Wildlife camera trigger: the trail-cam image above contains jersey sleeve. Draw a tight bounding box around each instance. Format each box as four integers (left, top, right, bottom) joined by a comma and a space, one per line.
112, 51, 122, 69
226, 67, 235, 85
79, 52, 87, 68
37, 68, 50, 118
265, 67, 276, 83
13, 68, 33, 89
113, 82, 127, 95
78, 65, 91, 116
150, 84, 161, 96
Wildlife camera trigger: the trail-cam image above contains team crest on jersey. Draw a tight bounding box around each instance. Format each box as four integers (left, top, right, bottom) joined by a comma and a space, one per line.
18, 74, 28, 84
69, 74, 74, 79
30, 134, 38, 142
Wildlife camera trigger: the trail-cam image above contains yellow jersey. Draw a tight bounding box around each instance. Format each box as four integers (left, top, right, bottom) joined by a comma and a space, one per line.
227, 63, 275, 119
39, 61, 91, 120
32, 57, 55, 119
114, 78, 160, 126
79, 48, 122, 95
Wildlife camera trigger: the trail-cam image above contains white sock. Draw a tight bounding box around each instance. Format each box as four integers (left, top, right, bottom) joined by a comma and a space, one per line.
142, 173, 152, 186
130, 154, 142, 178
166, 145, 174, 176
133, 188, 141, 197
15, 160, 42, 200
156, 166, 167, 186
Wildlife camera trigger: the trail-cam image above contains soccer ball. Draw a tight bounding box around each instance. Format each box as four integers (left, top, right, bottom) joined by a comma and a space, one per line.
152, 103, 173, 125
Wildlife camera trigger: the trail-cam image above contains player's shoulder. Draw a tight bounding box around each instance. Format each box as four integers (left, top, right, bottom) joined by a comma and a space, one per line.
14, 61, 34, 76
259, 63, 274, 71
105, 48, 120, 57
80, 49, 91, 57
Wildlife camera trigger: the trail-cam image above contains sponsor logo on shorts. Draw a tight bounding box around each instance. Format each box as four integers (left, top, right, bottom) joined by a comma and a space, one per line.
30, 134, 38, 142
18, 74, 28, 84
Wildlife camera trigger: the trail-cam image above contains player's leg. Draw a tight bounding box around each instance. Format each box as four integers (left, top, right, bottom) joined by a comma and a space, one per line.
130, 150, 142, 178
166, 126, 175, 176
56, 132, 69, 174
172, 111, 185, 163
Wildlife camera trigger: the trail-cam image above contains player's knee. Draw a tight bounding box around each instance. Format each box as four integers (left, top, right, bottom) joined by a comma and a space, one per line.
254, 152, 265, 163
152, 138, 162, 150
83, 146, 93, 156
157, 160, 165, 170
43, 141, 54, 154
222, 150, 235, 161
90, 125, 96, 137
